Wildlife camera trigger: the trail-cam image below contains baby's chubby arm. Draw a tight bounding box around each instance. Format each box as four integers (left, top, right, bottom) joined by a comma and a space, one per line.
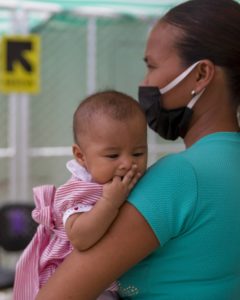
65, 164, 141, 251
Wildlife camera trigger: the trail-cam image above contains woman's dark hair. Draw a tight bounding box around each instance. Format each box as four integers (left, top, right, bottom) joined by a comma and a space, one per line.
162, 0, 240, 102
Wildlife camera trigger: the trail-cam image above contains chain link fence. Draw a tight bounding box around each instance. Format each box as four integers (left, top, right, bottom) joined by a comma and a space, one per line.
0, 12, 184, 204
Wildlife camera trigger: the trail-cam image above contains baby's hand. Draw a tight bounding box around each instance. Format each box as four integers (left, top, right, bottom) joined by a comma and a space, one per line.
102, 164, 141, 209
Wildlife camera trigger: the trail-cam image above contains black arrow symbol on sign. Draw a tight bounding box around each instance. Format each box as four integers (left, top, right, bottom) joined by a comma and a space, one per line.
6, 41, 33, 72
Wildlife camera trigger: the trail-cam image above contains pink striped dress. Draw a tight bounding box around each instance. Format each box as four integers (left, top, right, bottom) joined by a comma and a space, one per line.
13, 160, 118, 300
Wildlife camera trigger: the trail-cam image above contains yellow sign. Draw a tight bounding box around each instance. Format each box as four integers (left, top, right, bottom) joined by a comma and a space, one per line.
0, 35, 40, 93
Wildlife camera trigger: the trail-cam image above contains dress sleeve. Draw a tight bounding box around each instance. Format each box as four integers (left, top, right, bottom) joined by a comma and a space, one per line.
127, 154, 198, 246
53, 177, 103, 228
62, 203, 93, 226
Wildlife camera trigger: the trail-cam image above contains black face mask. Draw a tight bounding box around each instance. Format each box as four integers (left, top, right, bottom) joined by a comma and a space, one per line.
138, 86, 193, 140
138, 61, 205, 140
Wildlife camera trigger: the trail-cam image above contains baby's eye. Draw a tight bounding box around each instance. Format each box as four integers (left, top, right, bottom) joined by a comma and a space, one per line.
106, 154, 119, 159
133, 152, 144, 157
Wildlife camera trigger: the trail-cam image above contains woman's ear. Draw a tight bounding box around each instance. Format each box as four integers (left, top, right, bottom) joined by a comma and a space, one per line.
72, 144, 86, 167
195, 60, 215, 93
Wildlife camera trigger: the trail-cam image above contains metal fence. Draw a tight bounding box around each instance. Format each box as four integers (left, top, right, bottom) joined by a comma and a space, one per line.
0, 9, 184, 204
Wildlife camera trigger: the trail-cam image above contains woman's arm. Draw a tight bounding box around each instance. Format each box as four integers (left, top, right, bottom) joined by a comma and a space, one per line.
36, 202, 159, 300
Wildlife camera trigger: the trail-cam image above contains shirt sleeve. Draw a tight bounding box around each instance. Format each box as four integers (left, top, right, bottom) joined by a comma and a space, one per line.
53, 177, 102, 228
127, 154, 198, 246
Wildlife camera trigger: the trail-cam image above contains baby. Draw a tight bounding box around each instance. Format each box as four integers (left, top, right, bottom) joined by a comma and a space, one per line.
13, 90, 148, 300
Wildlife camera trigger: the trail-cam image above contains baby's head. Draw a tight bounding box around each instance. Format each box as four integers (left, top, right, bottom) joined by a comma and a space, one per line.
72, 90, 148, 184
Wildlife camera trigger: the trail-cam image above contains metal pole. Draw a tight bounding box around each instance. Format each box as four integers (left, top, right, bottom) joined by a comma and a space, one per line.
9, 10, 19, 201
18, 7, 30, 201
87, 17, 97, 95
19, 92, 30, 201
9, 93, 17, 200
9, 5, 30, 202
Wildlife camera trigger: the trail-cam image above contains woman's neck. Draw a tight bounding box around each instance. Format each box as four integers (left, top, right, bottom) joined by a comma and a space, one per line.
184, 106, 239, 148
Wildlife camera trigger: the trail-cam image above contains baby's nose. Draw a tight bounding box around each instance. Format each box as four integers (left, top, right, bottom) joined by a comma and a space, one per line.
119, 156, 134, 171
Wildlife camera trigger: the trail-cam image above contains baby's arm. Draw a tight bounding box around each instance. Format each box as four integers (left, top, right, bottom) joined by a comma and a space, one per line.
65, 165, 141, 251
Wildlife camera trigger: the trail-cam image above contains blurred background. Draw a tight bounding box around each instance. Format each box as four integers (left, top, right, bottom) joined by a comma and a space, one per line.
0, 0, 196, 297
0, 0, 188, 206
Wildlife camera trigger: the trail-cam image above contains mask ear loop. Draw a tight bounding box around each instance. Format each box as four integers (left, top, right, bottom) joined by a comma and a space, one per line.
160, 61, 201, 94
187, 88, 206, 109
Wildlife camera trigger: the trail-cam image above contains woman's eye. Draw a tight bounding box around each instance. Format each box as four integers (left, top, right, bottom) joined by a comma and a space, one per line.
147, 64, 155, 70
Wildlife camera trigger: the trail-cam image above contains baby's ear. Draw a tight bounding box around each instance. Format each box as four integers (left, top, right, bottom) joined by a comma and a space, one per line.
72, 144, 86, 167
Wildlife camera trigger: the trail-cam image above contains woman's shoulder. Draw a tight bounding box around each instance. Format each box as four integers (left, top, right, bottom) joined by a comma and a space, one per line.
130, 150, 198, 206
146, 151, 195, 179
128, 151, 198, 246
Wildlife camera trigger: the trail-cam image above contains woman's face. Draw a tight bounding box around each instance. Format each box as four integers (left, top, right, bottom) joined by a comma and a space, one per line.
142, 21, 196, 109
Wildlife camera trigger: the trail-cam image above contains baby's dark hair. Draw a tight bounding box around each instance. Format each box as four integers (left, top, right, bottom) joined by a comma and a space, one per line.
73, 90, 146, 144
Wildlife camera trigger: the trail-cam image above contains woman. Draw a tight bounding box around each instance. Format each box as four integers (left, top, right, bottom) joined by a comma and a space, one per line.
36, 0, 240, 299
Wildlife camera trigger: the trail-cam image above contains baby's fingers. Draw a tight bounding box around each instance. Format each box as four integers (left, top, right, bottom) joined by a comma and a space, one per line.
122, 165, 141, 190
127, 171, 142, 191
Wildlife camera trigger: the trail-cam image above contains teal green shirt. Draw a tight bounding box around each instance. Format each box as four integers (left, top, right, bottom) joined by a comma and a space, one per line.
118, 132, 240, 299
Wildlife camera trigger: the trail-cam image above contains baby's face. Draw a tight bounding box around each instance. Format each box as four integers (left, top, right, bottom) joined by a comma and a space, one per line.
75, 115, 147, 184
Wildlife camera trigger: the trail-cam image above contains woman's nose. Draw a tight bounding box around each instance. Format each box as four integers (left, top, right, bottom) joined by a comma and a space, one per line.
140, 77, 148, 86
